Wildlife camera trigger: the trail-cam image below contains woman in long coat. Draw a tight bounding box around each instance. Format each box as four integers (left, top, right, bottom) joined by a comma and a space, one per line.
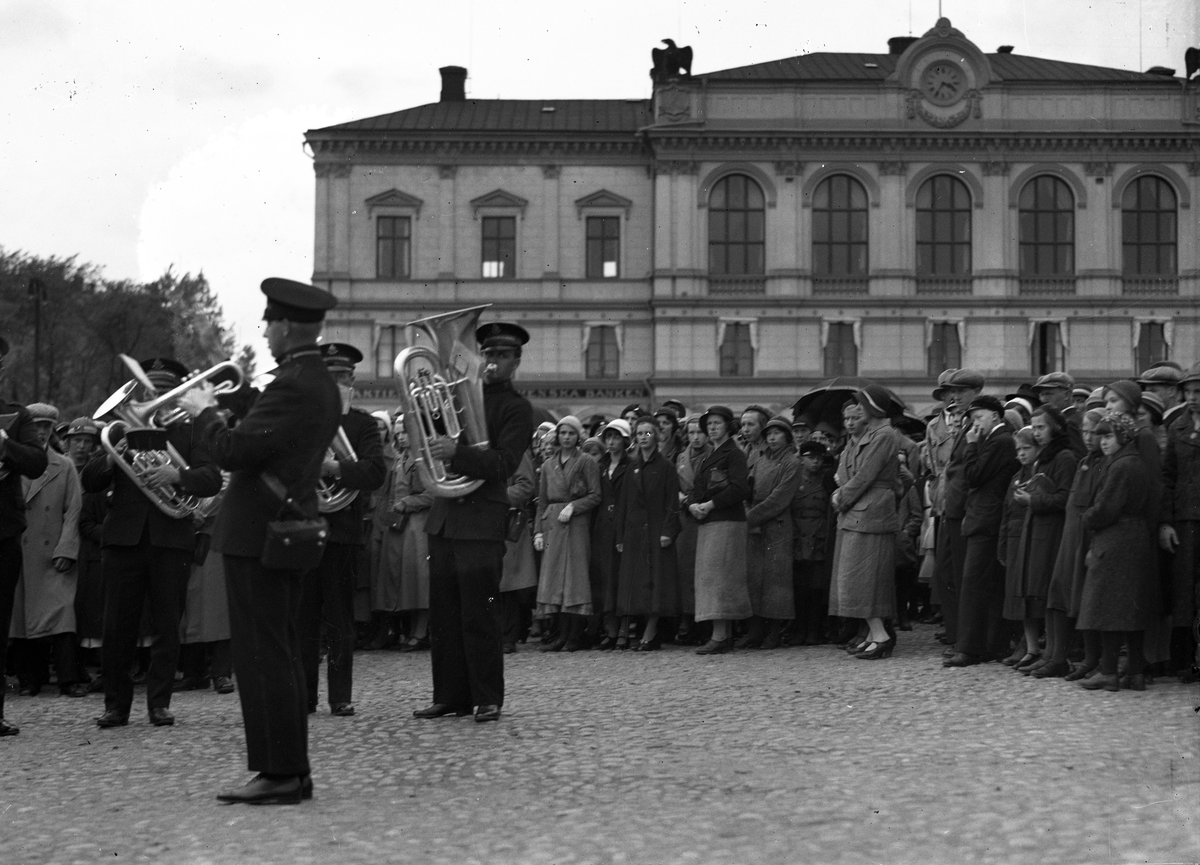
743, 417, 801, 649
829, 386, 901, 659
1016, 405, 1078, 678
998, 426, 1037, 666
12, 428, 83, 694
590, 419, 632, 649
686, 405, 751, 655
1077, 411, 1155, 691
535, 416, 602, 652
673, 415, 710, 644
615, 416, 681, 650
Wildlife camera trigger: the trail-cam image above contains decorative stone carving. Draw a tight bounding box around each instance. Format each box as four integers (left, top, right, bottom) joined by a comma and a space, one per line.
773, 160, 804, 177
1083, 162, 1114, 177
574, 189, 634, 219
657, 85, 692, 122
364, 189, 424, 217
469, 189, 529, 218
878, 161, 908, 176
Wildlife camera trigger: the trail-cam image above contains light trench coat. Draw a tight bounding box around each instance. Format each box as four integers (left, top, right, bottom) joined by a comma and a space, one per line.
13, 449, 82, 638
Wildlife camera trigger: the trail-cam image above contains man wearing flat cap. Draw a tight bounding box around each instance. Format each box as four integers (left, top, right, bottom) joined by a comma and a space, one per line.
177, 277, 341, 805
298, 343, 385, 719
1139, 363, 1186, 429
84, 357, 223, 731
414, 320, 533, 724
1032, 372, 1085, 457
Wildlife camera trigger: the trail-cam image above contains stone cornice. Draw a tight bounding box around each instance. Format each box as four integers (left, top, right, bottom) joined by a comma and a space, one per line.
646, 132, 1200, 155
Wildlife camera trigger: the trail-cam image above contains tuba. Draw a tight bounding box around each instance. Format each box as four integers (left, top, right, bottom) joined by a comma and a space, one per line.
316, 426, 359, 513
93, 354, 244, 519
393, 305, 491, 498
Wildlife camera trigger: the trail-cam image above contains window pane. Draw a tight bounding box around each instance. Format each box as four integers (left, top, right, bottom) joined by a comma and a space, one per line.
916, 212, 932, 243
813, 214, 829, 243
954, 212, 971, 241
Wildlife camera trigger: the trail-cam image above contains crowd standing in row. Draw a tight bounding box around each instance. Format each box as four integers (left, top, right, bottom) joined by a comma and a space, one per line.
1, 341, 1198, 748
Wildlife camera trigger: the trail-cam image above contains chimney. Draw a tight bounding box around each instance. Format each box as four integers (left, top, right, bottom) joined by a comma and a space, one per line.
439, 66, 467, 102
888, 36, 919, 55
1145, 65, 1176, 77
997, 45, 1015, 54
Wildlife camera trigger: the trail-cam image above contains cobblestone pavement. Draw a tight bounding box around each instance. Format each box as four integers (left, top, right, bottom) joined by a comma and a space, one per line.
1, 624, 1197, 865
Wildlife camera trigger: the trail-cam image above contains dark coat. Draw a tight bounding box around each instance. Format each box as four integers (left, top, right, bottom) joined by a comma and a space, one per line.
589, 450, 631, 614
687, 438, 749, 523
425, 380, 533, 543
999, 463, 1034, 620
1047, 451, 1105, 615
323, 407, 387, 546
940, 422, 972, 521
0, 402, 50, 538
961, 425, 1020, 538
82, 421, 221, 551
1018, 439, 1077, 607
74, 488, 110, 641
791, 466, 834, 561
197, 345, 341, 558
1162, 409, 1200, 524
614, 447, 681, 616
1077, 443, 1157, 631
1061, 404, 1087, 459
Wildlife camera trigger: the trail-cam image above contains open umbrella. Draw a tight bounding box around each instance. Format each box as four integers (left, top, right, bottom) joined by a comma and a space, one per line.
792, 377, 908, 431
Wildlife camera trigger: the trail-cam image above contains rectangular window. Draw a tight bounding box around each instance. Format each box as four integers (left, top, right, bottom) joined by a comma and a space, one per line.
585, 326, 620, 379
376, 325, 403, 379
586, 217, 620, 279
1031, 322, 1065, 376
376, 217, 411, 279
1136, 322, 1168, 371
719, 323, 754, 377
927, 323, 962, 376
481, 216, 516, 279
824, 322, 857, 377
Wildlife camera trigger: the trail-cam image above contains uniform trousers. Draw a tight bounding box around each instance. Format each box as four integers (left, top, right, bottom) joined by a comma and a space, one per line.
0, 536, 22, 719
428, 534, 505, 709
956, 534, 1008, 658
933, 516, 966, 643
101, 540, 190, 714
299, 542, 357, 709
223, 555, 309, 777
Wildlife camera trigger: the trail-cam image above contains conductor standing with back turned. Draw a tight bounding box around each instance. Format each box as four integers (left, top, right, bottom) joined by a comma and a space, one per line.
414, 321, 533, 723
178, 278, 341, 805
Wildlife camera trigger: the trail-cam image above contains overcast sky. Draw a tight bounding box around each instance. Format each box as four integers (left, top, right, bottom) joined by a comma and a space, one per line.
2, 0, 1195, 361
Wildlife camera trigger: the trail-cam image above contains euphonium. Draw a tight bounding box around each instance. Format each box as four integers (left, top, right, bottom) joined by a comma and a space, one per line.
92, 354, 245, 519
393, 305, 491, 498
316, 426, 358, 513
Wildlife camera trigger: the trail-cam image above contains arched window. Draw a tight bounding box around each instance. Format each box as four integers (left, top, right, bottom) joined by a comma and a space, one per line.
812, 175, 868, 294
1122, 176, 1177, 278
916, 176, 971, 289
708, 175, 765, 276
1019, 176, 1074, 293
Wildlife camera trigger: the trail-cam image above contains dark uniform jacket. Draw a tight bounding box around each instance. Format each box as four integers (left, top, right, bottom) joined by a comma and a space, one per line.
324, 407, 386, 546
0, 402, 49, 538
82, 422, 221, 551
961, 424, 1020, 538
197, 346, 340, 558
425, 379, 533, 543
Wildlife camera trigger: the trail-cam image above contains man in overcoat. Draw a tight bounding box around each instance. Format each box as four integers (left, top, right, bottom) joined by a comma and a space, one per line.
414, 321, 533, 723
178, 278, 341, 805
84, 358, 223, 729
0, 335, 49, 736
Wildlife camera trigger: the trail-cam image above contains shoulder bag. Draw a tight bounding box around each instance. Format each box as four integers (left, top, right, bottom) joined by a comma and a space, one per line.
259, 471, 329, 571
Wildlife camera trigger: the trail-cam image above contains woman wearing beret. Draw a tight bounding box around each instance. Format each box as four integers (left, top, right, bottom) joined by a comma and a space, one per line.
829, 386, 903, 660
535, 416, 602, 652
686, 406, 751, 654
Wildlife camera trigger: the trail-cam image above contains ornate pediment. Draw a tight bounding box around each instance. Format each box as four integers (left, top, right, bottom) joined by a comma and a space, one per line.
888, 18, 994, 129
574, 189, 633, 219
470, 189, 529, 217
364, 189, 424, 216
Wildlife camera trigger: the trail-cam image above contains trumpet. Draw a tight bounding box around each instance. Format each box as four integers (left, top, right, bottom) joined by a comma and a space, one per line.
393, 305, 490, 498
93, 355, 244, 519
317, 426, 358, 513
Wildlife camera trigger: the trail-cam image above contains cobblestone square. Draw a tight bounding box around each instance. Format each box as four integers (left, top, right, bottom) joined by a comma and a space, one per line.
2, 625, 1196, 865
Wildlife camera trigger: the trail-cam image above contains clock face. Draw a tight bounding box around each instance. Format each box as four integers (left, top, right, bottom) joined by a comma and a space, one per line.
921, 61, 964, 106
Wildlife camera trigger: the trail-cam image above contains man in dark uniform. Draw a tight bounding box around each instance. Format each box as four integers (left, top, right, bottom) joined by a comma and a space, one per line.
0, 335, 50, 737
414, 321, 533, 723
178, 278, 340, 805
299, 343, 385, 717
84, 358, 223, 729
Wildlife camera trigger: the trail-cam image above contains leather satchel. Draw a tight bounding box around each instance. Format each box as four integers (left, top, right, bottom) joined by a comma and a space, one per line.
260, 471, 328, 571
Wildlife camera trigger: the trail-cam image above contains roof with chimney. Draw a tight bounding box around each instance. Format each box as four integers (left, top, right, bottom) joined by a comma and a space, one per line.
310, 100, 652, 135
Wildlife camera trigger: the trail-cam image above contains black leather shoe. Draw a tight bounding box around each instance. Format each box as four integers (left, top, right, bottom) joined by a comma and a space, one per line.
149, 708, 175, 726
301, 774, 313, 800
0, 719, 19, 737
96, 710, 129, 728
216, 774, 302, 805
942, 652, 982, 668
60, 683, 90, 698
474, 704, 501, 723
695, 638, 733, 655
412, 703, 471, 719
330, 703, 355, 717
213, 677, 235, 694
502, 642, 516, 654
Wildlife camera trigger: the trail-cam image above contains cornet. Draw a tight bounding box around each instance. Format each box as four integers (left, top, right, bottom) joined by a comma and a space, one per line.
93, 354, 244, 519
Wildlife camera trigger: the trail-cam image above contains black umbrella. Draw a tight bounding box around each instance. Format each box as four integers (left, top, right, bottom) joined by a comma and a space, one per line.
792, 377, 908, 430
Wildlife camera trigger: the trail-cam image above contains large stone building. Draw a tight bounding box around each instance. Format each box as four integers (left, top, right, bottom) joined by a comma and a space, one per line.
305, 18, 1200, 418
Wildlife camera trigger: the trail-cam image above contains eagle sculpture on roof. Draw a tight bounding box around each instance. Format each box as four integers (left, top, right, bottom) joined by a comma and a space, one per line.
1186, 46, 1199, 80
651, 39, 693, 83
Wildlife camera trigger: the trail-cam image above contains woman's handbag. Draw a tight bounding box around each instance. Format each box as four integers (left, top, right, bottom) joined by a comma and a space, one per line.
259, 472, 329, 571
505, 507, 528, 543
